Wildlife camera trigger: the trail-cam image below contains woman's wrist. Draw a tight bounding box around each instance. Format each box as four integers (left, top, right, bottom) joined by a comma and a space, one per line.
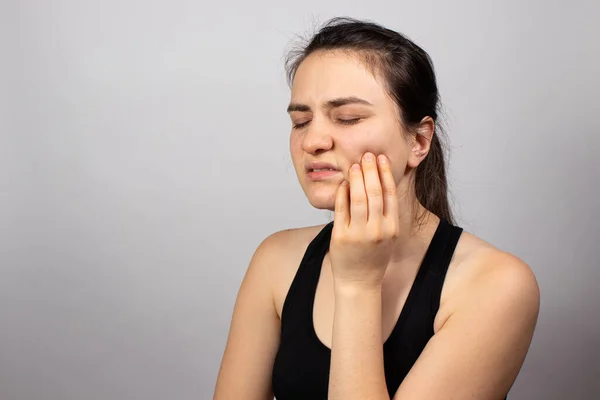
333, 276, 384, 297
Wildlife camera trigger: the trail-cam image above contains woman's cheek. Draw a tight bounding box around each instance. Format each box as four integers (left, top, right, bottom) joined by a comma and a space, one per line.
341, 133, 380, 161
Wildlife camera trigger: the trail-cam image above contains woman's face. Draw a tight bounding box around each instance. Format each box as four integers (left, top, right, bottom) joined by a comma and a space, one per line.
288, 50, 414, 211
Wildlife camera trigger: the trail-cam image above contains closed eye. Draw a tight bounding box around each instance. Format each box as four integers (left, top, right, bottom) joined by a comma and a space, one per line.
338, 118, 361, 125
292, 121, 310, 130
292, 117, 361, 130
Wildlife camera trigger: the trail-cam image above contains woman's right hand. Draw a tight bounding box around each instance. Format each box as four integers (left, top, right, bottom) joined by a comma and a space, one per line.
329, 152, 400, 290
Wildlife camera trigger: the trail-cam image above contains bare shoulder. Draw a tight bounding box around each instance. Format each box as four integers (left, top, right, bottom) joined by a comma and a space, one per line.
435, 229, 541, 332
394, 229, 540, 399
214, 224, 327, 399
254, 223, 330, 319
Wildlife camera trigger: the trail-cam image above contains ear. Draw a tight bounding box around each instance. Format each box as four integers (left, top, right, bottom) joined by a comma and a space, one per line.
406, 116, 435, 169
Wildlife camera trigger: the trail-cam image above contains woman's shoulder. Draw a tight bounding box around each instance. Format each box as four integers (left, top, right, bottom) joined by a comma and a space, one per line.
452, 229, 535, 286
253, 223, 328, 264
251, 223, 330, 318
436, 227, 540, 332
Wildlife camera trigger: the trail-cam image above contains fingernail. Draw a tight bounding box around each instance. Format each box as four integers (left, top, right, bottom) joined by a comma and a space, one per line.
377, 155, 387, 164
351, 163, 361, 171
363, 152, 374, 162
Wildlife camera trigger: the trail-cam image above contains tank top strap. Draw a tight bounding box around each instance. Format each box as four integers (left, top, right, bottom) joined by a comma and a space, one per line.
279, 221, 333, 328
423, 218, 463, 314
304, 221, 334, 269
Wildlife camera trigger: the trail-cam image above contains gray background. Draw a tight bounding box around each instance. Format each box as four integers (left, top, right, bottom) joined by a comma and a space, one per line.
1, 0, 598, 399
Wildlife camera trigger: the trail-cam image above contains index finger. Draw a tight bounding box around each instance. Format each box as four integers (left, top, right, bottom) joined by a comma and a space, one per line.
377, 154, 398, 218
333, 180, 350, 229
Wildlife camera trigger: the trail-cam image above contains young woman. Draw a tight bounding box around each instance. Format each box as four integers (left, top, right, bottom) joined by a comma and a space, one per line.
213, 17, 540, 400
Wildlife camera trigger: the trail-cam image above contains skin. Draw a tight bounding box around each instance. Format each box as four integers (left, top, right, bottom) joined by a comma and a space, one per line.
213, 50, 540, 400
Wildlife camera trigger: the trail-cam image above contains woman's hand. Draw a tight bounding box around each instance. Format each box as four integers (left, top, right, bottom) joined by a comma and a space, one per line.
329, 152, 400, 290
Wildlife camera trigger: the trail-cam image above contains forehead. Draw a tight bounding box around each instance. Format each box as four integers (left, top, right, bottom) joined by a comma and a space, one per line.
290, 51, 389, 106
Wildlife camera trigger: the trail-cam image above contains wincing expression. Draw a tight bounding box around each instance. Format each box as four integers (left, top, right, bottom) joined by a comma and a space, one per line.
288, 51, 414, 211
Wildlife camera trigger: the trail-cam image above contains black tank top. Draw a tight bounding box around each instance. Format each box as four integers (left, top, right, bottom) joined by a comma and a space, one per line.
272, 218, 467, 399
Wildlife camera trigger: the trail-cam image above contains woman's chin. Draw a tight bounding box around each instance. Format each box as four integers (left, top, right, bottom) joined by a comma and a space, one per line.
300, 180, 342, 211
310, 201, 335, 211
305, 192, 336, 211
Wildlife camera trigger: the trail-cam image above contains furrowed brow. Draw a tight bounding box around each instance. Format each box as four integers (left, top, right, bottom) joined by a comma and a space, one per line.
287, 96, 373, 113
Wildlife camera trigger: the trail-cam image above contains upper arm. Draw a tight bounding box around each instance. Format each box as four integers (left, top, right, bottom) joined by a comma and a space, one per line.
213, 231, 290, 400
393, 253, 540, 400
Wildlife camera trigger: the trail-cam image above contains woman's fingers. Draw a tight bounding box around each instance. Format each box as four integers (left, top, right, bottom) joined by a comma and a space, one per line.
343, 153, 397, 232
361, 152, 383, 224
377, 154, 398, 220
334, 180, 350, 229
349, 163, 367, 226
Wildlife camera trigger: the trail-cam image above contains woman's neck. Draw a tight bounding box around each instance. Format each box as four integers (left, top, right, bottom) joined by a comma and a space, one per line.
388, 201, 440, 265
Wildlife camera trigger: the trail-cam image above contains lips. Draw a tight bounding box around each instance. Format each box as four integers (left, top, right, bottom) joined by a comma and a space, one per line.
305, 161, 340, 173
304, 161, 341, 181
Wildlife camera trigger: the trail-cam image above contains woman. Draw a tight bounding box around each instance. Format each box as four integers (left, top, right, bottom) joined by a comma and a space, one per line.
213, 17, 540, 400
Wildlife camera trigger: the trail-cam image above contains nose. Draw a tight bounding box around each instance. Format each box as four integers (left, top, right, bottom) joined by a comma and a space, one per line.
301, 119, 333, 155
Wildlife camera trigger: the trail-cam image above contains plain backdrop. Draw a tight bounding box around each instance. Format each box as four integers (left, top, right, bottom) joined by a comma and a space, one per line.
1, 0, 598, 399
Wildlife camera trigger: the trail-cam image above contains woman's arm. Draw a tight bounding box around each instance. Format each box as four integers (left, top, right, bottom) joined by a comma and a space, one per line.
328, 251, 540, 400
391, 252, 540, 400
213, 232, 287, 400
327, 153, 540, 399
329, 282, 388, 398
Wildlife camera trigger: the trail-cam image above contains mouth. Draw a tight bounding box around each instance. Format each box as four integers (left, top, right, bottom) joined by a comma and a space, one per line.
304, 161, 343, 181
305, 168, 341, 181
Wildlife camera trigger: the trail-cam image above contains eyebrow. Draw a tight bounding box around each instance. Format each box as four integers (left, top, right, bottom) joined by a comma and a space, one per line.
286, 96, 373, 113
